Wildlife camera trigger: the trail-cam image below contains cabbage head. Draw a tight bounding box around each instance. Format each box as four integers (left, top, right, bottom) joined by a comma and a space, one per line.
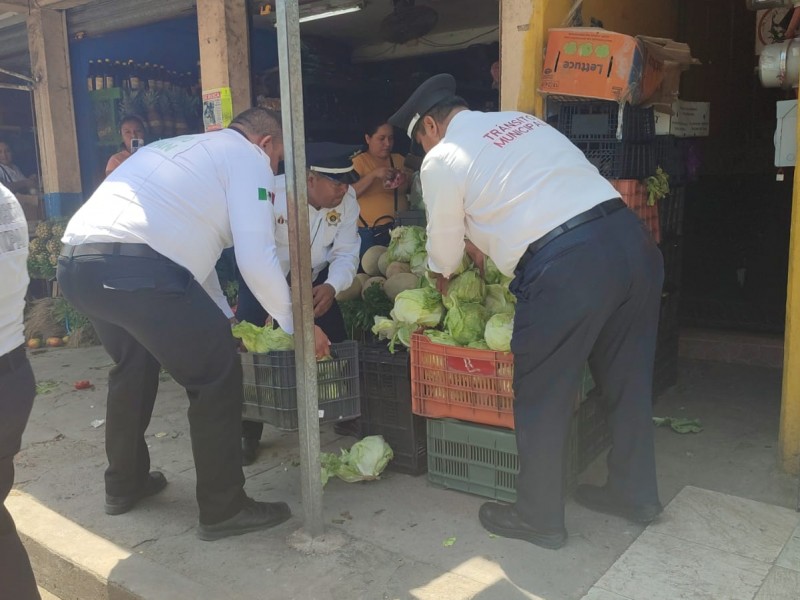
484, 256, 514, 286
391, 288, 444, 328
424, 329, 460, 347
386, 226, 426, 263
483, 284, 516, 315
444, 302, 489, 345
320, 435, 394, 486
409, 251, 428, 277
484, 312, 514, 352
443, 269, 486, 309
371, 316, 398, 340
232, 322, 294, 353
467, 339, 490, 350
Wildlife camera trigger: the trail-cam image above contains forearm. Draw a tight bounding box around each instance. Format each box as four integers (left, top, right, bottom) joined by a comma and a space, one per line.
352, 171, 378, 196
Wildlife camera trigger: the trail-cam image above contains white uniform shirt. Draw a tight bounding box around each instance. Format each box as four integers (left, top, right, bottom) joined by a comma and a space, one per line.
421, 110, 621, 278
0, 183, 29, 357
272, 175, 360, 294
62, 129, 294, 333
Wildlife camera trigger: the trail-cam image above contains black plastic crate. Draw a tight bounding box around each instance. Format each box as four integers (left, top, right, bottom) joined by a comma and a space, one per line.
654, 135, 687, 185
396, 210, 426, 227
575, 140, 656, 179
658, 187, 685, 241
578, 391, 611, 471
660, 238, 684, 292
359, 343, 427, 475
558, 101, 656, 142
653, 334, 679, 399
658, 289, 681, 342
241, 341, 360, 431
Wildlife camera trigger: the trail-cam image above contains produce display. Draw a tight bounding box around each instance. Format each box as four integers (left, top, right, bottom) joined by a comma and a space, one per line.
335, 226, 517, 353
27, 220, 66, 280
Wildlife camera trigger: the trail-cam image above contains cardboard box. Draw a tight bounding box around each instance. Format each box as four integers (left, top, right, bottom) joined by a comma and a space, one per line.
654, 101, 711, 137
540, 28, 698, 109
774, 99, 796, 167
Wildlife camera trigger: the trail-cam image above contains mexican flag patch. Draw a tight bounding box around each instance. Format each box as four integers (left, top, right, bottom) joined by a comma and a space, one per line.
258, 187, 275, 203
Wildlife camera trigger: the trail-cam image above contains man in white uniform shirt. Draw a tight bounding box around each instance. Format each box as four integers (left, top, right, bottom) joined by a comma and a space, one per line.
57, 108, 329, 541
389, 75, 664, 549
237, 143, 360, 464
0, 183, 40, 598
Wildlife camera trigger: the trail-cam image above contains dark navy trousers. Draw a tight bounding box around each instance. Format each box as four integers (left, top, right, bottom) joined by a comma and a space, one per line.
509, 207, 663, 531
0, 351, 39, 600
57, 253, 247, 525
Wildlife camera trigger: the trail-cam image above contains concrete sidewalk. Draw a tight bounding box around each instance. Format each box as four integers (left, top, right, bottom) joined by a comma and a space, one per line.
10, 346, 800, 599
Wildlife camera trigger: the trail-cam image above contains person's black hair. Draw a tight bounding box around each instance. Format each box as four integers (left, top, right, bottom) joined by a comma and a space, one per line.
411, 96, 469, 138
362, 116, 393, 138
230, 107, 282, 142
119, 114, 146, 132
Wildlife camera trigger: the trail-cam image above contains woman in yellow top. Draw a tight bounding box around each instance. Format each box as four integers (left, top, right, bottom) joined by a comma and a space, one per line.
105, 115, 146, 176
351, 119, 410, 255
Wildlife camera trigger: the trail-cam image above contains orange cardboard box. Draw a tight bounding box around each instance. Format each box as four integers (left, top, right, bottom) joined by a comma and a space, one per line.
540, 28, 698, 108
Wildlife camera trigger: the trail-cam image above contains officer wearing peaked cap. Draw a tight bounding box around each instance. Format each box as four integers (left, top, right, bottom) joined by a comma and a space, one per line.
389, 74, 664, 549
237, 142, 361, 465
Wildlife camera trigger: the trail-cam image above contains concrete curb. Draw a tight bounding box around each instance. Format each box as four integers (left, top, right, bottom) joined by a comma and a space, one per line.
7, 490, 229, 600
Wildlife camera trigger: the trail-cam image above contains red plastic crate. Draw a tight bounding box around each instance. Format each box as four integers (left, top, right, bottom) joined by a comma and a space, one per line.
410, 333, 516, 429
609, 179, 660, 243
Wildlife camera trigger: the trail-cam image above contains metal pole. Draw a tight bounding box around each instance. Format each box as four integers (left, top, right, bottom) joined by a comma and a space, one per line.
0, 82, 32, 91
275, 0, 325, 537
0, 65, 34, 84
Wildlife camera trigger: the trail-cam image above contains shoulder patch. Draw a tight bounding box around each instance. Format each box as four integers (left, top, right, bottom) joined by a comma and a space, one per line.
258, 187, 275, 203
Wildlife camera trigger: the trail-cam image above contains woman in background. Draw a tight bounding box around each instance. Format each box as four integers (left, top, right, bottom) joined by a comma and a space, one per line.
351, 119, 410, 255
0, 140, 37, 194
105, 115, 147, 176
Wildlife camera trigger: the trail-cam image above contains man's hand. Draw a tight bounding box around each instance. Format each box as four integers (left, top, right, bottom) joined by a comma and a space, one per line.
312, 283, 336, 318
464, 239, 486, 277
427, 271, 450, 295
314, 325, 331, 360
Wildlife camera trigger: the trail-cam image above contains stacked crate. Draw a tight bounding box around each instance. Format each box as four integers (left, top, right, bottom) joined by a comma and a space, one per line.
410, 334, 610, 502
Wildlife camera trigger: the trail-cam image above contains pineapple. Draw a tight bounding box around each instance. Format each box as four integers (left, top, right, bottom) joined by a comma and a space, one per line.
142, 90, 163, 139
29, 237, 46, 255
46, 239, 60, 255
119, 90, 145, 123
35, 221, 50, 238
50, 222, 66, 239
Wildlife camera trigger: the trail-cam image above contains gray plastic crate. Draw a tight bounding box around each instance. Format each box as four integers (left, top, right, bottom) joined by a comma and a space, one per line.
241, 341, 360, 431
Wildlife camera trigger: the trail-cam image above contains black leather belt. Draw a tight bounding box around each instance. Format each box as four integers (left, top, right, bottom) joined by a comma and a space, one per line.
516, 198, 626, 272
0, 344, 26, 376
60, 242, 164, 259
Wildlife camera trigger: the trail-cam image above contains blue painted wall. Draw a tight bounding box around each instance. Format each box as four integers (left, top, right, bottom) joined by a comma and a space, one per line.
70, 15, 278, 199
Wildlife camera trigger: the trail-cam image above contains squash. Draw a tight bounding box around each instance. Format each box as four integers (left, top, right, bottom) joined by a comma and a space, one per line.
335, 276, 362, 302
385, 261, 411, 279
384, 273, 420, 301
361, 246, 387, 276
377, 250, 391, 276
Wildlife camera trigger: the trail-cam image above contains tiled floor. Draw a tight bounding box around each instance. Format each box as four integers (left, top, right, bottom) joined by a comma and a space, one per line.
582, 487, 800, 600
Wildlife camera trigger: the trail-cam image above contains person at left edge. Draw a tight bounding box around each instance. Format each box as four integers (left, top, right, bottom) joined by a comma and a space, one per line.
0, 182, 40, 599
237, 143, 361, 465
57, 107, 331, 542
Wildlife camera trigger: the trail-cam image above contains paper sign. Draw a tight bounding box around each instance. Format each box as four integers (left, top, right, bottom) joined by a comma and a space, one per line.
202, 87, 233, 132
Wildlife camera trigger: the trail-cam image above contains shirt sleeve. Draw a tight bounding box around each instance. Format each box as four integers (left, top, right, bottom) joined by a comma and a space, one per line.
199, 268, 234, 319
226, 153, 295, 334
323, 189, 360, 295
420, 154, 466, 278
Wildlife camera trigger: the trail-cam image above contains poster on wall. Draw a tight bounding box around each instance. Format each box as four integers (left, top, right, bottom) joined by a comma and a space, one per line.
202, 87, 233, 132
756, 8, 793, 55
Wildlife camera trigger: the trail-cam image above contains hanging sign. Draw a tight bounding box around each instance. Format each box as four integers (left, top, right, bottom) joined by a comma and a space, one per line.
201, 87, 233, 132
756, 8, 793, 55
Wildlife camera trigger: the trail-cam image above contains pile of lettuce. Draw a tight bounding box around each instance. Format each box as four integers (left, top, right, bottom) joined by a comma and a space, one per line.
369, 237, 517, 352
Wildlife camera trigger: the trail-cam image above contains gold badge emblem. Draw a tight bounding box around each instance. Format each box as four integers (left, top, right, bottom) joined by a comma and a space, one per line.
326, 210, 341, 226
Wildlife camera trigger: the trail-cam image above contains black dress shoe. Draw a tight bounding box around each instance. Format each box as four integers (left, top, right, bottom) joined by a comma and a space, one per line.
197, 497, 292, 541
574, 484, 663, 524
478, 502, 567, 550
241, 437, 259, 466
105, 471, 168, 515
